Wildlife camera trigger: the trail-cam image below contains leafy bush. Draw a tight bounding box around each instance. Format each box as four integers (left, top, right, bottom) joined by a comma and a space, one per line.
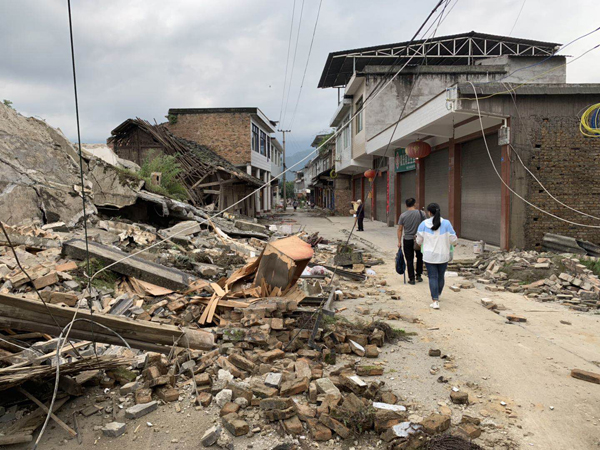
139, 152, 188, 201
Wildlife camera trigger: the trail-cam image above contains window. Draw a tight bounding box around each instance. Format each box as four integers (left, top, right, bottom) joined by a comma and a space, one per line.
267, 138, 271, 160
252, 124, 259, 152
260, 130, 266, 155
355, 96, 363, 134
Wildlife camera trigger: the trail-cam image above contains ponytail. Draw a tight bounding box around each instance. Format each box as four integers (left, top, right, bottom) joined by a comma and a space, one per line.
427, 203, 441, 231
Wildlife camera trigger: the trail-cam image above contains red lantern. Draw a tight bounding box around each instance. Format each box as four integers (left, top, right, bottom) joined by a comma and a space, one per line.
406, 140, 431, 159
364, 169, 376, 182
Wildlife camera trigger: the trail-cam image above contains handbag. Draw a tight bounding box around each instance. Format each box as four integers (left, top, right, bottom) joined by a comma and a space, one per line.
395, 248, 406, 275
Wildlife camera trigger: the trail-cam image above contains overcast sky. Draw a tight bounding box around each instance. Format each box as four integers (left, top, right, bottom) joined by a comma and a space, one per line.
1, 0, 598, 159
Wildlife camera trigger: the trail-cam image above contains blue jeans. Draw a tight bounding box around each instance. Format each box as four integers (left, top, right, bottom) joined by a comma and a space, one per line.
425, 262, 448, 301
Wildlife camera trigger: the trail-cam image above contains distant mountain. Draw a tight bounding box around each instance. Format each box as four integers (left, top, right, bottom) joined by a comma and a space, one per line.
285, 149, 314, 174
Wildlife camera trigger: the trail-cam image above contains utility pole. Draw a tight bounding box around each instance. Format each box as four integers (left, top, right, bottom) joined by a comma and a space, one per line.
278, 129, 291, 211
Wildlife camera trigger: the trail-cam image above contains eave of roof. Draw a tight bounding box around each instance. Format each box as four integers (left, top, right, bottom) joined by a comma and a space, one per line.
318, 31, 562, 89
458, 83, 600, 96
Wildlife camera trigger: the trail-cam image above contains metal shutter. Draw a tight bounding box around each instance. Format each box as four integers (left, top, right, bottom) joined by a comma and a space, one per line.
399, 170, 416, 215
375, 172, 387, 221
461, 135, 502, 246
425, 148, 449, 215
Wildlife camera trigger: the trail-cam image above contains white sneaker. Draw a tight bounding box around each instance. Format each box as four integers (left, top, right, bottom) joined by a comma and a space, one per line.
430, 301, 440, 310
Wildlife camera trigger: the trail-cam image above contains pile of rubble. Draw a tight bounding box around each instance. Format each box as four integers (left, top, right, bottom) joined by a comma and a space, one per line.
0, 212, 486, 449
458, 249, 600, 312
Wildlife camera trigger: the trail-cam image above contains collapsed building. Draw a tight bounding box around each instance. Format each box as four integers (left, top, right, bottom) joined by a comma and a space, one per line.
109, 119, 263, 217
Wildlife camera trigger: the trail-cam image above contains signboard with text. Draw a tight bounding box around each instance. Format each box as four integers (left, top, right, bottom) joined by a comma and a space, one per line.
394, 148, 416, 173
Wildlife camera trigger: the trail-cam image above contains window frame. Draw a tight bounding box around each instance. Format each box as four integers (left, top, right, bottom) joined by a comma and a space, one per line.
252, 124, 259, 153
355, 96, 364, 134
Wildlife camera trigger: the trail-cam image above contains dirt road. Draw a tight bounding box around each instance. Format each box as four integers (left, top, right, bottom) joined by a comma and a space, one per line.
292, 210, 600, 450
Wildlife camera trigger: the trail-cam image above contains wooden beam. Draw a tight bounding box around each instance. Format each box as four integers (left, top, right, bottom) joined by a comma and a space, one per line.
193, 179, 235, 189
202, 189, 221, 195
0, 293, 214, 351
18, 388, 77, 437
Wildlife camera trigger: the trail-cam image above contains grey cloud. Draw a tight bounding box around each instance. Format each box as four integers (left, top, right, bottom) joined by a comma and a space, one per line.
0, 0, 598, 154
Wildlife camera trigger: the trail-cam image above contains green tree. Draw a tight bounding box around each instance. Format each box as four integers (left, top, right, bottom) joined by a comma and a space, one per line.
3, 100, 14, 109
139, 152, 188, 200
279, 180, 296, 199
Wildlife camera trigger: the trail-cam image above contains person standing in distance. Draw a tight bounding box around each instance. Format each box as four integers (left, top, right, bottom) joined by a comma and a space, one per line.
356, 200, 365, 232
416, 203, 458, 310
397, 198, 425, 285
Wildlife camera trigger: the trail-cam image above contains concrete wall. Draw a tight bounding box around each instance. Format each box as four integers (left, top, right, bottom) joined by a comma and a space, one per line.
478, 55, 567, 84
166, 112, 251, 165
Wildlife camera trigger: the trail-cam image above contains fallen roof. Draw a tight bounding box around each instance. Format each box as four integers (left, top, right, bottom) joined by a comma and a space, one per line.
110, 118, 262, 188
318, 31, 561, 88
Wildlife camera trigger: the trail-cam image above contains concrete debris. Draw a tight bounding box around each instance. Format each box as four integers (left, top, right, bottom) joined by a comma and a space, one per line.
459, 248, 600, 312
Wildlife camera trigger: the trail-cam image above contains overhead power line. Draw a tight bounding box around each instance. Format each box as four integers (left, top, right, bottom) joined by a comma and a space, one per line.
281, 0, 305, 127
278, 0, 297, 123
508, 0, 527, 37
288, 0, 324, 130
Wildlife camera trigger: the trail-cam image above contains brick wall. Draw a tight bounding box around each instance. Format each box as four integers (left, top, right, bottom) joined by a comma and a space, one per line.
521, 115, 600, 249
333, 177, 353, 216
166, 113, 251, 165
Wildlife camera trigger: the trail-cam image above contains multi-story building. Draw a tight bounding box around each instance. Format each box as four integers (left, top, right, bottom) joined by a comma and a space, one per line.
270, 137, 284, 206
304, 134, 352, 214
319, 31, 600, 249
166, 107, 281, 213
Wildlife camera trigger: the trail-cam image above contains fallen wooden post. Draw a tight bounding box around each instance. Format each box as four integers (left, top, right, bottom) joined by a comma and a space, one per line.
0, 293, 214, 352
571, 368, 600, 384
18, 388, 77, 437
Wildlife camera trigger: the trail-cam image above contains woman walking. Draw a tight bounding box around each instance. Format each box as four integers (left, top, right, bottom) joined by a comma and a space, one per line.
415, 203, 458, 310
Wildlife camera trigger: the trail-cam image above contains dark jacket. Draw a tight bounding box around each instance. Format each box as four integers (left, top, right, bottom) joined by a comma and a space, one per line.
357, 204, 365, 219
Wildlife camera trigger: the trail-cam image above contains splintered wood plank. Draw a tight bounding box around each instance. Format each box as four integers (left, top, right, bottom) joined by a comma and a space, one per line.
211, 283, 226, 297
198, 296, 214, 325
206, 298, 219, 324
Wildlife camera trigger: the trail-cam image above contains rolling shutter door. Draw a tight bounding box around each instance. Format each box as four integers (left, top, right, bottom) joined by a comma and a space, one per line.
399, 170, 416, 215
461, 135, 502, 246
425, 149, 449, 215
375, 172, 387, 221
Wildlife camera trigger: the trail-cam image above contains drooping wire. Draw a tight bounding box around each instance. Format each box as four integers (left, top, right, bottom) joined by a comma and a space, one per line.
66, 0, 98, 358
33, 318, 131, 450
281, 0, 305, 128
284, 0, 455, 351
458, 43, 600, 101
288, 0, 323, 130
278, 0, 297, 123
468, 80, 600, 229
503, 83, 600, 221
91, 0, 455, 293
473, 26, 600, 87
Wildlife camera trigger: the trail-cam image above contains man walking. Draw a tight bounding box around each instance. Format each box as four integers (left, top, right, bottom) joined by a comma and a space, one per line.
397, 198, 425, 284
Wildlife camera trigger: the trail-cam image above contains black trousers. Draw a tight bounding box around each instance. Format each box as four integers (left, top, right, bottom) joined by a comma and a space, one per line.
403, 238, 423, 280
357, 216, 364, 231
